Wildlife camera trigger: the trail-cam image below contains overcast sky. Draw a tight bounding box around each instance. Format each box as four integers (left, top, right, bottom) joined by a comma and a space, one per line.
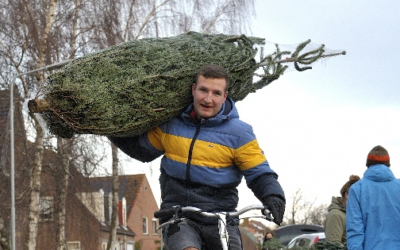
124, 0, 400, 222
235, 0, 400, 209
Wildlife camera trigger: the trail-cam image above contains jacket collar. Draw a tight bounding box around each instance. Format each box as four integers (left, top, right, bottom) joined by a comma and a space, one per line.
182, 97, 238, 127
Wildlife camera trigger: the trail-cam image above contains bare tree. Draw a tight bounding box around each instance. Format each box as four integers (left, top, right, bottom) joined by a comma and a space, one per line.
107, 145, 119, 250
55, 138, 72, 250
89, 1, 255, 248
23, 0, 56, 239
88, 0, 254, 46
21, 1, 68, 249
308, 203, 328, 226
284, 189, 318, 225
285, 189, 302, 225
0, 0, 256, 249
70, 135, 110, 177
0, 0, 92, 248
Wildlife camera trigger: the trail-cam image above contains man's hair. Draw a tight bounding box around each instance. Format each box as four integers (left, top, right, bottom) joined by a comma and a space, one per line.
195, 64, 229, 91
340, 175, 360, 197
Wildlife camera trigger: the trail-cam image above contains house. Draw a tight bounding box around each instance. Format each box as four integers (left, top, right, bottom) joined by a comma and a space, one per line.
37, 153, 136, 250
0, 89, 161, 249
248, 220, 269, 244
239, 226, 259, 250
240, 218, 274, 250
0, 87, 32, 250
89, 174, 161, 250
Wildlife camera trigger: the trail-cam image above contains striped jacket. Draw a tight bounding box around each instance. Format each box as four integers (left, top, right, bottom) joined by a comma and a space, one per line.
109, 97, 285, 223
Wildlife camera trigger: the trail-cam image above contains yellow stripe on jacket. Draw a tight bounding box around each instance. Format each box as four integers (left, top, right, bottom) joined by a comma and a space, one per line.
148, 127, 266, 170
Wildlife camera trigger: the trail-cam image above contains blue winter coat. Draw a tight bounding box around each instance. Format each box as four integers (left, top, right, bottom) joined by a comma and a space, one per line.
109, 97, 285, 223
346, 164, 400, 250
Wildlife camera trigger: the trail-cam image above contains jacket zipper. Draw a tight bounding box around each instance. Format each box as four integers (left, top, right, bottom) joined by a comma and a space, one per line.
186, 122, 201, 184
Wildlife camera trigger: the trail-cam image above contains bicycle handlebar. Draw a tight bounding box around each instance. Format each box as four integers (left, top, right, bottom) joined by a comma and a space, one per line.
154, 204, 273, 221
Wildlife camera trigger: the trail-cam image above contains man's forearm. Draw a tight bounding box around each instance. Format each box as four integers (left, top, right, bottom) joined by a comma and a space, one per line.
108, 136, 158, 162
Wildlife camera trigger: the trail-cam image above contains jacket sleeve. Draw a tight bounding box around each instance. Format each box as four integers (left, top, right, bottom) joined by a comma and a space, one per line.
247, 173, 285, 203
325, 212, 345, 245
235, 133, 285, 203
108, 128, 164, 162
346, 187, 364, 250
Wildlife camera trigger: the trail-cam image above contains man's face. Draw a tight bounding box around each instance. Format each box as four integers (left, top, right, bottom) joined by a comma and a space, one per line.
192, 75, 228, 119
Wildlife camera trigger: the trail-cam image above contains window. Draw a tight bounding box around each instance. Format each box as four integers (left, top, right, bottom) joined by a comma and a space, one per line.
297, 239, 310, 247
152, 218, 158, 235
142, 217, 148, 234
101, 241, 120, 250
126, 243, 134, 250
39, 196, 53, 221
67, 241, 81, 250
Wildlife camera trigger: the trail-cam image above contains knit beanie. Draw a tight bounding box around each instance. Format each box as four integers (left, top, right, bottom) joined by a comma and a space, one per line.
366, 145, 390, 167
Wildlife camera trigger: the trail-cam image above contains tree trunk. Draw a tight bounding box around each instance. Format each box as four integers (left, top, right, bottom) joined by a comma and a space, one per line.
36, 0, 57, 71
25, 118, 44, 250
55, 138, 71, 250
69, 0, 81, 60
55, 1, 80, 247
107, 144, 119, 250
24, 0, 58, 248
0, 214, 11, 250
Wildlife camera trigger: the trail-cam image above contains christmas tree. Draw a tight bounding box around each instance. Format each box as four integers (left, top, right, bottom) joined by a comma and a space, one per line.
28, 32, 345, 138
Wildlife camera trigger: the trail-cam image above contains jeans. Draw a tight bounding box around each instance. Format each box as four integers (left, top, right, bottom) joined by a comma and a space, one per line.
162, 219, 243, 250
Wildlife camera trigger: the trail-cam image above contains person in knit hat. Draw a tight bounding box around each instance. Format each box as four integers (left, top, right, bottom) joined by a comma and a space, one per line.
346, 145, 400, 250
365, 145, 390, 167
324, 175, 360, 246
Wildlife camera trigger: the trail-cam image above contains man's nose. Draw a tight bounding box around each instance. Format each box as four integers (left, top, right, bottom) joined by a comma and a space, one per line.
204, 92, 212, 102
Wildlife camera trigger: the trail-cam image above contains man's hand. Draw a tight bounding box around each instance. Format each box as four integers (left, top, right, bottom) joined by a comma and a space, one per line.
264, 196, 285, 225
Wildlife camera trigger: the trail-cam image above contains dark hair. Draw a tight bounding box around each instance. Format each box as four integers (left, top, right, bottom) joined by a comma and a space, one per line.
340, 175, 360, 197
263, 231, 274, 242
265, 231, 274, 237
195, 64, 229, 91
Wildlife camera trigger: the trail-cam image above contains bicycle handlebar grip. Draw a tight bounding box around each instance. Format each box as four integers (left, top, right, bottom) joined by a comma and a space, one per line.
154, 207, 176, 218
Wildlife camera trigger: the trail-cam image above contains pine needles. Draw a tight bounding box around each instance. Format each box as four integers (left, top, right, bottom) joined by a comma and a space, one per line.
28, 32, 345, 138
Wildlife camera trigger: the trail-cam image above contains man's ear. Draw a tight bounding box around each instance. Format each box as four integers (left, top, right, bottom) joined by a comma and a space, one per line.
192, 83, 196, 95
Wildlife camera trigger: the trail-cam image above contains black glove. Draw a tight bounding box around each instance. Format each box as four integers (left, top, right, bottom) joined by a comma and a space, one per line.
264, 196, 285, 225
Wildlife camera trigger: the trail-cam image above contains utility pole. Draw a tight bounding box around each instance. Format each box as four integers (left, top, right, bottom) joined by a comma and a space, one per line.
9, 59, 72, 250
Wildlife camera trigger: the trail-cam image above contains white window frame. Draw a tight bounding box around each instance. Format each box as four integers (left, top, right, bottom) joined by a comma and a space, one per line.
67, 241, 81, 250
39, 196, 54, 221
126, 242, 134, 250
101, 241, 121, 250
102, 241, 107, 250
142, 217, 148, 235
152, 218, 158, 235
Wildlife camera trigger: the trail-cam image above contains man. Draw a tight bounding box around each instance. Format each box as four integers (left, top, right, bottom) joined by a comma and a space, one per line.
108, 64, 285, 250
324, 175, 360, 246
346, 145, 400, 250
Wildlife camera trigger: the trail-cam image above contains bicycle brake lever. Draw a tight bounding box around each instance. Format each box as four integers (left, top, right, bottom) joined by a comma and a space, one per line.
262, 207, 273, 222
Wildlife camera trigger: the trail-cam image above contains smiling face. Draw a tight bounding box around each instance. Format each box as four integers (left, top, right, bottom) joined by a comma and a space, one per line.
192, 75, 228, 119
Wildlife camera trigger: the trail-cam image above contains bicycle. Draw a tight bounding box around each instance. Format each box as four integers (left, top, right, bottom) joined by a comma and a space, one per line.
154, 204, 273, 250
